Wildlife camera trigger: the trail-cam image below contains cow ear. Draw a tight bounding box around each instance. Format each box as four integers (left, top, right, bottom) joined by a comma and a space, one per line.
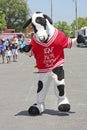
43, 14, 53, 24
23, 18, 32, 29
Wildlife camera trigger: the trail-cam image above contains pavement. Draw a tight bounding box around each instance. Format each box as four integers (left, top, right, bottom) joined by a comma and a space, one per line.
0, 46, 87, 130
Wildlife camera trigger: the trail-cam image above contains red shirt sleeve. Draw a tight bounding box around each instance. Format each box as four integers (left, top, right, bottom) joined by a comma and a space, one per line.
58, 30, 72, 48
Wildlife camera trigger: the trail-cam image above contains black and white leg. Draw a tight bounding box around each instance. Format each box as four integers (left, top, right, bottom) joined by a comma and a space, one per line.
28, 73, 51, 115
53, 66, 70, 112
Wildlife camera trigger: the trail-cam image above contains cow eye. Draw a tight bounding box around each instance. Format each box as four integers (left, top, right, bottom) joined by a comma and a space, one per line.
36, 17, 46, 26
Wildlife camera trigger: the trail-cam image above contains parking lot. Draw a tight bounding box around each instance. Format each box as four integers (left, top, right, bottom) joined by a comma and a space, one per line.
0, 46, 87, 130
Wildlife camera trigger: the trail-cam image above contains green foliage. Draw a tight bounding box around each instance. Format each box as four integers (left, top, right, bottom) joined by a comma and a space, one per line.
0, 0, 87, 36
0, 0, 31, 32
54, 21, 71, 37
0, 10, 6, 33
54, 17, 87, 38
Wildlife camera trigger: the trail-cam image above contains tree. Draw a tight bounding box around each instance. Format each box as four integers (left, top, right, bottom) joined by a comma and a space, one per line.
0, 10, 6, 33
54, 17, 87, 38
54, 21, 72, 37
71, 17, 87, 37
0, 0, 31, 32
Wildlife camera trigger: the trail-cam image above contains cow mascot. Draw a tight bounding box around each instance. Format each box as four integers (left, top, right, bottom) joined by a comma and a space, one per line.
23, 12, 85, 115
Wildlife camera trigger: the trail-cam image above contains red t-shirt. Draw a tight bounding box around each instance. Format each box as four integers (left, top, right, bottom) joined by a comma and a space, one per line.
30, 29, 72, 73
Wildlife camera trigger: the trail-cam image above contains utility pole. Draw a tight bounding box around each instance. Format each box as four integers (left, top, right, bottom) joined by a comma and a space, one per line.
74, 0, 78, 31
51, 0, 53, 21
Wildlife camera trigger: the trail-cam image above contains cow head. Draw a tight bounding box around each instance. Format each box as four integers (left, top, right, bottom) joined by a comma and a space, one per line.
23, 12, 55, 43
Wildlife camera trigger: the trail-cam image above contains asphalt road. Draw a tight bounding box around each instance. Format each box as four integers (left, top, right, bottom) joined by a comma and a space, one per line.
0, 46, 87, 130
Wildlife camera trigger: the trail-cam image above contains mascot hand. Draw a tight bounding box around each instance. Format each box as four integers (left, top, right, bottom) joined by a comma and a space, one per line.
23, 44, 32, 52
77, 34, 85, 44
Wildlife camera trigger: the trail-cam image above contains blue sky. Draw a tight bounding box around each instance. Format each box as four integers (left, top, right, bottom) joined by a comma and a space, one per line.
26, 0, 87, 25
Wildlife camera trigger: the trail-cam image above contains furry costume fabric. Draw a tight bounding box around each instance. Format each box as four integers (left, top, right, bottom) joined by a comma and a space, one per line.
23, 12, 85, 115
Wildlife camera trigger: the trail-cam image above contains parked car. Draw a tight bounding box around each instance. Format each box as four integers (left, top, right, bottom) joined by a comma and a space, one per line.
77, 36, 87, 47
75, 27, 87, 47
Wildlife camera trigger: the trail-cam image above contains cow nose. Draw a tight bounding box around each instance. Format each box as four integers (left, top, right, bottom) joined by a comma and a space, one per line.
39, 36, 45, 42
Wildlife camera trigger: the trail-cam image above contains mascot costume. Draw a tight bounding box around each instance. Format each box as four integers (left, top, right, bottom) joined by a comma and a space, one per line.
23, 12, 85, 115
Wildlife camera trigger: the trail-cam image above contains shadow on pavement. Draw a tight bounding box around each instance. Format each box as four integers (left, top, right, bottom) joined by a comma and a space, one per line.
15, 110, 29, 116
44, 109, 76, 116
15, 109, 76, 117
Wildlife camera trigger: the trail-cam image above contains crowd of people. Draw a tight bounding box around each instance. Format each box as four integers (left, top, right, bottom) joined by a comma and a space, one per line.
0, 35, 28, 64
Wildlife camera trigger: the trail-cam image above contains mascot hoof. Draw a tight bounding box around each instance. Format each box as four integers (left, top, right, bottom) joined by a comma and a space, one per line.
28, 103, 45, 115
28, 106, 40, 115
58, 97, 70, 112
58, 104, 70, 112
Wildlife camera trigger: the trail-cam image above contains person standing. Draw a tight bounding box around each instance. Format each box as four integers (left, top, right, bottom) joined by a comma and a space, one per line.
19, 37, 26, 52
5, 46, 12, 63
0, 39, 5, 63
11, 37, 18, 62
